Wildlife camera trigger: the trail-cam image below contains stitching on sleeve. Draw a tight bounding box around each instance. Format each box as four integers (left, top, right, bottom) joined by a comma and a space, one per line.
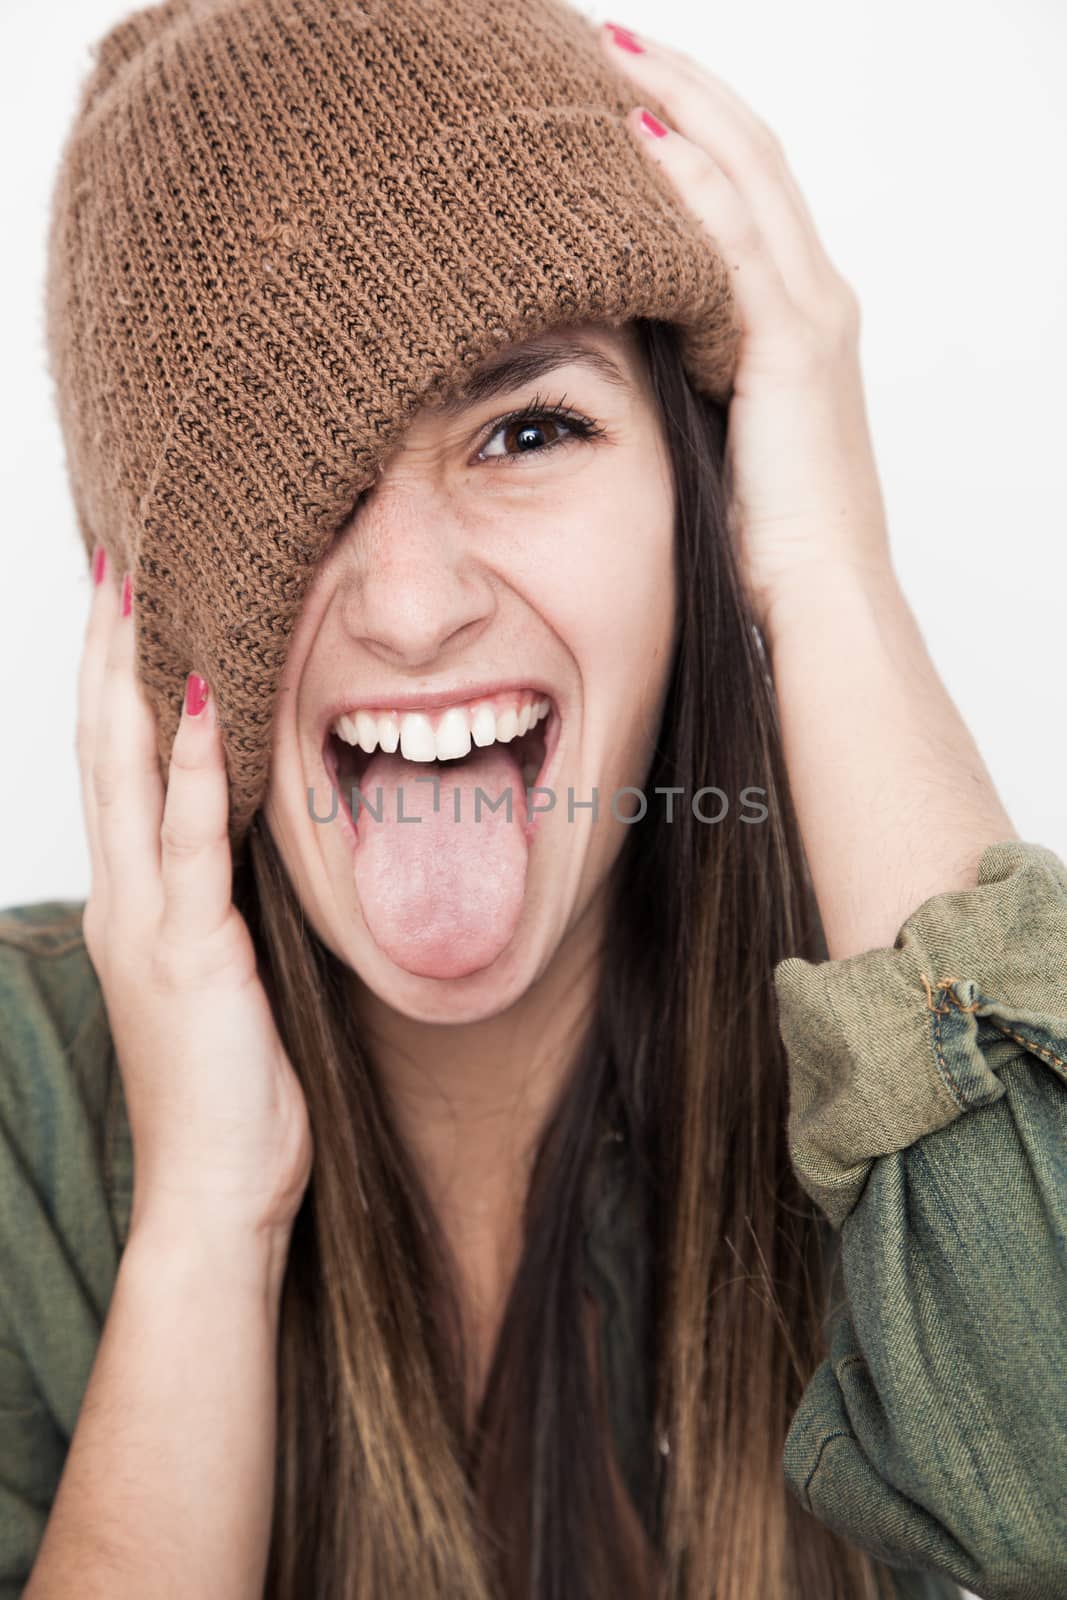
919, 973, 979, 1015
802, 1427, 852, 1501
921, 972, 1067, 1097
981, 1017, 1067, 1074
923, 981, 971, 1112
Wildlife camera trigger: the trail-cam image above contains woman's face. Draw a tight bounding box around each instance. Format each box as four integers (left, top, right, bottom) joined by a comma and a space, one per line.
263, 319, 677, 1024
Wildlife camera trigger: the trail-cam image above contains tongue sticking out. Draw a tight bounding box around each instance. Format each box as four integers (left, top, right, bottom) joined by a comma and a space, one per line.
351, 741, 530, 979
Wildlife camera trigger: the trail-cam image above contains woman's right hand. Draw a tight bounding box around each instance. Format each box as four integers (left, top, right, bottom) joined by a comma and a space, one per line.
76, 548, 313, 1247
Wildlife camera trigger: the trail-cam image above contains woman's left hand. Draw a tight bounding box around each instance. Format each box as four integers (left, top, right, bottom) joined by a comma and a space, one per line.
598, 22, 895, 637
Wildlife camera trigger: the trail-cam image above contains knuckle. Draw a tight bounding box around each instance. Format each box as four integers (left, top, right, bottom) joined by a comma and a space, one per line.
167, 738, 203, 777
150, 923, 226, 990
690, 149, 724, 196
829, 275, 862, 338
750, 119, 785, 169
687, 165, 722, 218
812, 270, 863, 339
787, 319, 834, 378
788, 289, 861, 377
91, 760, 119, 811
102, 629, 124, 677
74, 719, 95, 768
734, 213, 765, 263
159, 815, 203, 859
148, 937, 189, 990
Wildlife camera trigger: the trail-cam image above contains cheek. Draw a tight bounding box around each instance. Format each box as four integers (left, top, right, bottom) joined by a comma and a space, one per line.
546, 488, 676, 677
523, 485, 676, 800
261, 584, 337, 834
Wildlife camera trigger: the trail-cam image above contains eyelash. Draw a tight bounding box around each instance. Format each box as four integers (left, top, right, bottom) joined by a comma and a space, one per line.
475, 391, 607, 466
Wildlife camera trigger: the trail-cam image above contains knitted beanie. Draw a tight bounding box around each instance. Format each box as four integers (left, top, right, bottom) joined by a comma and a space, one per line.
44, 0, 740, 857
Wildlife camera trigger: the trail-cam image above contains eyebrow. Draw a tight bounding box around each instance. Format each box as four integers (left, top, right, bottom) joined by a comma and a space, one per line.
431, 336, 635, 416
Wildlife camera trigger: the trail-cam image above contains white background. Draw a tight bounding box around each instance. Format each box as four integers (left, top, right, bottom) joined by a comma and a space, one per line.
1, 0, 1064, 915
0, 6, 1057, 1593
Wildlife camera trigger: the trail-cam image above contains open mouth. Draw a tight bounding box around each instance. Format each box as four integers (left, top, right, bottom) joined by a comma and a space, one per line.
322, 696, 561, 818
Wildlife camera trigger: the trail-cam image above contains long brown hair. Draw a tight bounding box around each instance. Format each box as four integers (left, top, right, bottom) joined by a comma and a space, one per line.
233, 316, 899, 1599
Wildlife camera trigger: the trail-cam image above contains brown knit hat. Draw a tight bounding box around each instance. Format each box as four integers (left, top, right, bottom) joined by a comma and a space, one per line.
45, 0, 740, 856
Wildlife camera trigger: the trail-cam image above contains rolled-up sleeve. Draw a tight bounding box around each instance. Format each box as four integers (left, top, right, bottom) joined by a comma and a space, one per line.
776, 839, 1067, 1598
0, 907, 125, 1598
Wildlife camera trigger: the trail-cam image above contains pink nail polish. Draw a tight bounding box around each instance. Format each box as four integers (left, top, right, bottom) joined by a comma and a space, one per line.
185, 673, 209, 717
92, 544, 107, 586
639, 108, 668, 138
121, 573, 132, 617
605, 22, 645, 53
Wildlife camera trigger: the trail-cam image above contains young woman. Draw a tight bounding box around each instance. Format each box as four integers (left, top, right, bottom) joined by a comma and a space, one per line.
3, 3, 1066, 1598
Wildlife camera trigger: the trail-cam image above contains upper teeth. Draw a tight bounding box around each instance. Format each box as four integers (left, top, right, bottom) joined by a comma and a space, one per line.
332, 694, 552, 764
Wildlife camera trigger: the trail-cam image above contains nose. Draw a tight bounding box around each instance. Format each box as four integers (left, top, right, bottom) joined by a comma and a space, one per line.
335, 486, 495, 670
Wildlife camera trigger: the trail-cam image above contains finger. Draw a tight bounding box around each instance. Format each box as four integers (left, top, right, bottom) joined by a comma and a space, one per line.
94, 570, 167, 929
626, 105, 800, 345
599, 25, 841, 310
630, 33, 825, 234
76, 544, 120, 900
158, 674, 237, 948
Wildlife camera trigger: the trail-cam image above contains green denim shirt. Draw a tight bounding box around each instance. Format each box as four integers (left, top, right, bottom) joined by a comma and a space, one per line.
1, 838, 1065, 1598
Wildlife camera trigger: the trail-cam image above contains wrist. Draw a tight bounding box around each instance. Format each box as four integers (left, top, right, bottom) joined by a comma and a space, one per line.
124, 1198, 294, 1305
759, 557, 904, 653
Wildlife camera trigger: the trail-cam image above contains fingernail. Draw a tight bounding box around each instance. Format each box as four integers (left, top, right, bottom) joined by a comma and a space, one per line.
92, 543, 107, 586
185, 673, 209, 717
606, 22, 645, 52
639, 108, 668, 138
121, 573, 132, 617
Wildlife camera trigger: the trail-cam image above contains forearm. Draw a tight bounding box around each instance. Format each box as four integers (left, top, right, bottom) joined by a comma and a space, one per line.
23, 1216, 289, 1600
765, 564, 1019, 960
